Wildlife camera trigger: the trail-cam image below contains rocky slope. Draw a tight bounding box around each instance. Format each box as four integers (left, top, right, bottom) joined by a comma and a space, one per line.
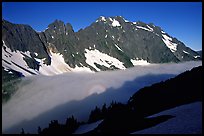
2, 16, 201, 76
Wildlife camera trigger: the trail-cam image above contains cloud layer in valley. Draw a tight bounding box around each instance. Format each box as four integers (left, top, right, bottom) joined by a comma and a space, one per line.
2, 61, 202, 133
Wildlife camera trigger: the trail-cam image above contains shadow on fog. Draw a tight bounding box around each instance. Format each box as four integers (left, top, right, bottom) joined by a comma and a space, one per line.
4, 73, 176, 134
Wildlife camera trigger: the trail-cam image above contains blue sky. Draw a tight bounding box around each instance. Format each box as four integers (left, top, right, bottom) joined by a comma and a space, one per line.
2, 2, 202, 51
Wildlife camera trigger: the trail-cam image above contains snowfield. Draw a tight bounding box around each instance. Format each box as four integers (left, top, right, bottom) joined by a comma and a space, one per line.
74, 120, 103, 134
136, 25, 153, 32
2, 61, 202, 134
84, 48, 126, 71
2, 40, 93, 76
2, 40, 39, 76
131, 102, 202, 134
130, 58, 150, 66
162, 34, 177, 52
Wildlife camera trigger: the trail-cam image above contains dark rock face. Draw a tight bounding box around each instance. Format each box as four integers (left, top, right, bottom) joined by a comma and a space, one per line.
2, 19, 51, 68
2, 16, 201, 75
196, 50, 202, 58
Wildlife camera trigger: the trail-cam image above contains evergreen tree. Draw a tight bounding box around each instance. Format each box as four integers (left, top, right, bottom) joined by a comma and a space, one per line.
102, 103, 107, 117
65, 115, 79, 133
21, 128, 25, 134
37, 126, 41, 134
88, 106, 102, 123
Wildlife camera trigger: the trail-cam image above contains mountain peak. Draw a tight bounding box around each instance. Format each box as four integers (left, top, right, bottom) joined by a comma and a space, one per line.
96, 16, 107, 22
45, 19, 74, 33
96, 15, 125, 22
48, 19, 64, 28
95, 16, 122, 27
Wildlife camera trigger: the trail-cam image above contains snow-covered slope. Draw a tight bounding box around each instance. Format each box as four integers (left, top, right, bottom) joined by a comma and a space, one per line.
2, 61, 201, 134
162, 34, 177, 52
2, 40, 93, 76
130, 58, 150, 66
35, 51, 71, 75
74, 120, 103, 134
84, 48, 126, 71
35, 51, 93, 75
2, 41, 39, 76
132, 102, 202, 134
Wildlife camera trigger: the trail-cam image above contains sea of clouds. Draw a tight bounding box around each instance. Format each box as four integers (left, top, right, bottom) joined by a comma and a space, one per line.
2, 61, 202, 133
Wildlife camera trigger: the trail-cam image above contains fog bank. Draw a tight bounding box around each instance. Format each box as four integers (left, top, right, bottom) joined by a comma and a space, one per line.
2, 61, 202, 133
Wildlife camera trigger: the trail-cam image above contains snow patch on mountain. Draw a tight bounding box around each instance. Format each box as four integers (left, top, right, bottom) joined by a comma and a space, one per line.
183, 50, 190, 54
101, 16, 106, 21
162, 34, 177, 52
146, 25, 154, 32
155, 33, 160, 37
21, 51, 32, 58
109, 17, 113, 22
84, 48, 126, 71
136, 25, 153, 32
124, 19, 129, 22
161, 30, 165, 34
111, 19, 121, 27
130, 58, 150, 66
8, 71, 13, 74
36, 51, 93, 75
34, 51, 71, 76
193, 55, 200, 59
2, 41, 93, 76
2, 40, 39, 76
114, 44, 123, 52
96, 16, 106, 22
34, 52, 38, 56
